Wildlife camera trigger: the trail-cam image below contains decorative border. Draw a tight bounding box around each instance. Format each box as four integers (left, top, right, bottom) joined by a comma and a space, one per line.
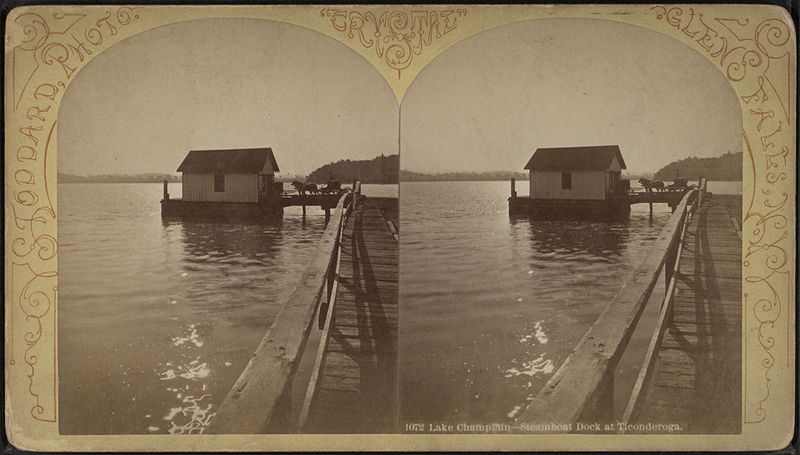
646, 5, 793, 424
7, 7, 144, 428
318, 7, 468, 79
3, 4, 795, 450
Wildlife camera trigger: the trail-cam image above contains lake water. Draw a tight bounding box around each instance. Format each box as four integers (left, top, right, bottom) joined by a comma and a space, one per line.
57, 182, 395, 434
398, 180, 740, 425
57, 180, 735, 433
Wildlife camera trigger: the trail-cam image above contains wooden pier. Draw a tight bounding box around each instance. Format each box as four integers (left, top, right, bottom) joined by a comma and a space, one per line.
516, 179, 744, 433
299, 197, 399, 433
205, 182, 399, 434
626, 190, 690, 212
161, 184, 348, 221
624, 194, 742, 433
508, 177, 695, 217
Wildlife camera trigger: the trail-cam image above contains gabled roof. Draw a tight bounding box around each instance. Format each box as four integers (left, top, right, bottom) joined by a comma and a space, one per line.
524, 145, 626, 171
177, 148, 280, 173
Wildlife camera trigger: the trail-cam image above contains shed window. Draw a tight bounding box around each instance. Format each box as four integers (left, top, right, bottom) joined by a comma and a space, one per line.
561, 172, 572, 190
214, 173, 225, 192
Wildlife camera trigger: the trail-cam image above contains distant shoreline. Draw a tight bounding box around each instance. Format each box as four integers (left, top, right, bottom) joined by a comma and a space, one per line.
59, 180, 401, 185
399, 178, 743, 183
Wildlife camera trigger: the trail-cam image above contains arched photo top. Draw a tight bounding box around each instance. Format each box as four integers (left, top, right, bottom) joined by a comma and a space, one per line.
401, 17, 742, 176
58, 17, 398, 179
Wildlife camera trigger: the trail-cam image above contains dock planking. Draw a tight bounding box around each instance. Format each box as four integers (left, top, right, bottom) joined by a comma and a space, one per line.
631, 196, 742, 433
205, 185, 399, 434
303, 197, 399, 433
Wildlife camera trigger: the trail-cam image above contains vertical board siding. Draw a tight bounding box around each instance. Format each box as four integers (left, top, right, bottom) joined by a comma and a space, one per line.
224, 174, 259, 202
531, 171, 606, 200
183, 174, 223, 201
181, 173, 257, 202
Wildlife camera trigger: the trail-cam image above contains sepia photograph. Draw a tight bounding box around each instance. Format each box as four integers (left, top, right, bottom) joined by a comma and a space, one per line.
55, 18, 399, 434
399, 18, 743, 434
4, 3, 794, 452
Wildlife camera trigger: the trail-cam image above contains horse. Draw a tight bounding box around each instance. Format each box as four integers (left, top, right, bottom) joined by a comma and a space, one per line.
639, 177, 666, 192
291, 180, 318, 195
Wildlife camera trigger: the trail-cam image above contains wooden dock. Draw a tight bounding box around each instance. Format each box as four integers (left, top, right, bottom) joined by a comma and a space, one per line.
301, 197, 399, 433
280, 193, 342, 209
205, 184, 399, 434
517, 180, 745, 433
509, 187, 693, 218
626, 190, 690, 207
627, 195, 742, 433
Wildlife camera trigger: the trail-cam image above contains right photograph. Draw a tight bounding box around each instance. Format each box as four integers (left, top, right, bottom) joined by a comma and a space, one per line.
399, 18, 743, 435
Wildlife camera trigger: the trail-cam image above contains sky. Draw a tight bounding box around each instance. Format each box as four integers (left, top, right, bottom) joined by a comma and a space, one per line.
58, 18, 398, 176
400, 18, 742, 175
59, 17, 742, 178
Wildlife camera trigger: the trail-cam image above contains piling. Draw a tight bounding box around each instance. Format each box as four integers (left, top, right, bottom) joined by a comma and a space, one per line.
163, 180, 170, 200
511, 178, 517, 198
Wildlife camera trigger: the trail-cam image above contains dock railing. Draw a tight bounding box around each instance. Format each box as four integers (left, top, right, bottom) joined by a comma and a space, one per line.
295, 180, 360, 429
206, 181, 361, 434
517, 178, 707, 428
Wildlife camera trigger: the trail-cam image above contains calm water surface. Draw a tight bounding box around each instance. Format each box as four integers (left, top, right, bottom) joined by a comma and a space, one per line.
398, 180, 739, 423
58, 182, 394, 434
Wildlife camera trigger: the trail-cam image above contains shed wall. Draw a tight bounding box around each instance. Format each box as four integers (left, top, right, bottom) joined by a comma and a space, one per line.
182, 173, 259, 202
530, 170, 606, 200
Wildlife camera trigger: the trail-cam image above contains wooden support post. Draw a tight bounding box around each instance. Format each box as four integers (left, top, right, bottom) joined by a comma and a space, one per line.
324, 208, 330, 225
302, 204, 306, 217
511, 178, 517, 198
163, 180, 169, 200
665, 240, 675, 295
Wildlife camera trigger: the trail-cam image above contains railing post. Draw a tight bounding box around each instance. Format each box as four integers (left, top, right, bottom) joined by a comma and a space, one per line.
511, 178, 517, 198
163, 180, 169, 200
665, 231, 677, 295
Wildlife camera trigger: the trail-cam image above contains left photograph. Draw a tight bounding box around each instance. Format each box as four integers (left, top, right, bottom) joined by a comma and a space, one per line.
57, 18, 399, 434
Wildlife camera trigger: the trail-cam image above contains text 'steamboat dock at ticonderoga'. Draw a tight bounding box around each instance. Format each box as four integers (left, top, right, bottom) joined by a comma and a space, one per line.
509, 145, 742, 433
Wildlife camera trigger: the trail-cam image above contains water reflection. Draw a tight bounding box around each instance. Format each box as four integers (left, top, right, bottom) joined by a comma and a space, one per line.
58, 184, 326, 434
524, 220, 630, 258
177, 220, 283, 265
400, 181, 671, 424
156, 220, 291, 433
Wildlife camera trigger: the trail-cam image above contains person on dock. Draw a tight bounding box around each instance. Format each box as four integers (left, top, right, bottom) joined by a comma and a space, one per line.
324, 172, 341, 194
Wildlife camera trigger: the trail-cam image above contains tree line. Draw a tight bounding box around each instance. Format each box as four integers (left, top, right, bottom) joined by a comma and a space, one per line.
653, 152, 742, 181
307, 154, 398, 184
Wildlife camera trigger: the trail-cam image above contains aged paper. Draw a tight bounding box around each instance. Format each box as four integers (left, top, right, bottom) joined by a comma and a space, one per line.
4, 4, 795, 451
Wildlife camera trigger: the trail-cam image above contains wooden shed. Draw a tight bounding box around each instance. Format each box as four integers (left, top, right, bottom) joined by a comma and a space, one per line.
177, 148, 280, 203
512, 145, 630, 218
525, 145, 626, 200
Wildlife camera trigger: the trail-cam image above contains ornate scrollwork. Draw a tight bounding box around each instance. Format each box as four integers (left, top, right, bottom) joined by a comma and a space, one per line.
7, 6, 143, 426
650, 5, 793, 425
755, 18, 791, 58
320, 7, 467, 78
